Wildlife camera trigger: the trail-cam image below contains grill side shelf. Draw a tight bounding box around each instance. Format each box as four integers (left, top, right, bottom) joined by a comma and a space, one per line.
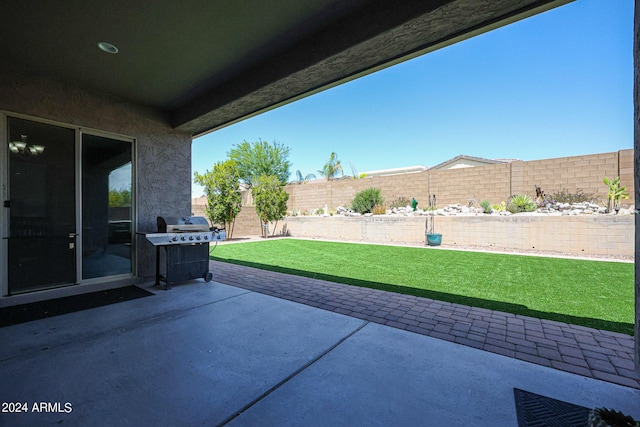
138, 229, 225, 289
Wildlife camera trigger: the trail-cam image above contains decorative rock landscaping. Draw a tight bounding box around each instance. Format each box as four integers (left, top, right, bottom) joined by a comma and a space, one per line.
327, 202, 635, 217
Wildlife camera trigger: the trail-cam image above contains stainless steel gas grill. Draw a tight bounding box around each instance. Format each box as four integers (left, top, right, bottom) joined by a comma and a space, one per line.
143, 216, 225, 289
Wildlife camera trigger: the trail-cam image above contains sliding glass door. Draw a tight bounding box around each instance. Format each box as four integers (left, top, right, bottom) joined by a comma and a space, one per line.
81, 133, 133, 280
7, 117, 77, 293
4, 116, 134, 294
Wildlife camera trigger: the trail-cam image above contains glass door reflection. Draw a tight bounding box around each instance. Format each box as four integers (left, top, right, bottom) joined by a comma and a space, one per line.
7, 117, 76, 293
82, 134, 132, 279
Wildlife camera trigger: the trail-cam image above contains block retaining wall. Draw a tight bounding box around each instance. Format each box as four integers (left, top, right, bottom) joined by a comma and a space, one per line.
278, 215, 634, 257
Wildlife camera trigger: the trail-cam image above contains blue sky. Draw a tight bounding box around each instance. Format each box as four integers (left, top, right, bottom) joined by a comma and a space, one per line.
192, 0, 632, 196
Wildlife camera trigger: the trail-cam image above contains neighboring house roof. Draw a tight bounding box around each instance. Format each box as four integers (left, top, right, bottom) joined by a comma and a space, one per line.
493, 158, 520, 163
361, 166, 427, 177
428, 155, 515, 170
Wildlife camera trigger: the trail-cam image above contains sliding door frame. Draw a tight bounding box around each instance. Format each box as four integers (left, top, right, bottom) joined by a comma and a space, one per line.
0, 111, 137, 296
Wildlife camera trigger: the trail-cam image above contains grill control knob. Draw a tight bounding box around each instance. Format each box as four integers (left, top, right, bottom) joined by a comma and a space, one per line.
172, 236, 178, 241
181, 236, 186, 241
203, 235, 208, 240
196, 235, 201, 240
189, 236, 194, 240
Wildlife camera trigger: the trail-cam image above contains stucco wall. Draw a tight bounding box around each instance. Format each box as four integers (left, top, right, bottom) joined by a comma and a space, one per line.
633, 0, 639, 375
279, 215, 634, 257
0, 63, 193, 279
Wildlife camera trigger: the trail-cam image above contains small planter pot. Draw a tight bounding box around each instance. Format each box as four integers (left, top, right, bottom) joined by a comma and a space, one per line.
426, 233, 442, 246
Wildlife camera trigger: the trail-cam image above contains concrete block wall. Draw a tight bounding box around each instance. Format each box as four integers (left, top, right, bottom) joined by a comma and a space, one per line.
288, 180, 332, 211
281, 216, 427, 245
193, 149, 634, 239
229, 208, 262, 237
278, 215, 634, 257
283, 150, 634, 212
435, 215, 634, 256
287, 173, 433, 212
192, 196, 262, 237
427, 163, 511, 206
514, 152, 621, 202
368, 173, 429, 206
619, 149, 635, 200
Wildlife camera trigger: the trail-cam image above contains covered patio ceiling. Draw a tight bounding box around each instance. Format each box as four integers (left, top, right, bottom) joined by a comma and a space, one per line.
0, 0, 570, 136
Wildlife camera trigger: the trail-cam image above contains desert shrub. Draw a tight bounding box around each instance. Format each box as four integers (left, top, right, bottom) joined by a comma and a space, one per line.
351, 188, 384, 214
506, 194, 537, 213
389, 196, 411, 209
480, 200, 492, 213
549, 188, 596, 204
371, 204, 387, 215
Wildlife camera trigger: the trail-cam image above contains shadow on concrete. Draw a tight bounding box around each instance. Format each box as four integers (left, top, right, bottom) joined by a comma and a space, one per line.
0, 286, 154, 328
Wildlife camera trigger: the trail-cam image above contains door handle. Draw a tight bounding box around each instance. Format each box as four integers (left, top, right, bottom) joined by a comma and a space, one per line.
68, 232, 78, 249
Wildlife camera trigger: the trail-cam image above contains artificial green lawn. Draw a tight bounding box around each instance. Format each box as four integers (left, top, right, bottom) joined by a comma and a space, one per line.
210, 239, 634, 335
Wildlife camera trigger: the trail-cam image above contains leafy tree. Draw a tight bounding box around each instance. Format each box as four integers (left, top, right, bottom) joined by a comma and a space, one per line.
108, 189, 131, 207
318, 152, 343, 180
228, 139, 291, 186
252, 174, 289, 238
294, 170, 316, 184
194, 159, 242, 238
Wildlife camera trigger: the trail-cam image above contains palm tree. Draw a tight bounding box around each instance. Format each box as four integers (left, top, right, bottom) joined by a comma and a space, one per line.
318, 152, 343, 180
295, 170, 316, 184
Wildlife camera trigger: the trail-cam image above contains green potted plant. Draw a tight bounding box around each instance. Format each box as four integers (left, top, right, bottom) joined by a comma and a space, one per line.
425, 194, 441, 246
603, 176, 629, 213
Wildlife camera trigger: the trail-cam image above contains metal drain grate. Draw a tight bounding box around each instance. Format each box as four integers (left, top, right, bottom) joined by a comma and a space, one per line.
514, 388, 590, 427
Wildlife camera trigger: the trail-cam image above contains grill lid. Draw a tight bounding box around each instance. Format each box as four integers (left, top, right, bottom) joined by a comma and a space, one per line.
157, 216, 210, 233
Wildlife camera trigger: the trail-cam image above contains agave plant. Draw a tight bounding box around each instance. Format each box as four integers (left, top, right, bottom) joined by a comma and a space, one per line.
507, 194, 537, 213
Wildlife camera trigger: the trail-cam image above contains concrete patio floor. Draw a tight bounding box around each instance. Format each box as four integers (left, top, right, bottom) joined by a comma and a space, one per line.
210, 259, 639, 389
0, 280, 638, 427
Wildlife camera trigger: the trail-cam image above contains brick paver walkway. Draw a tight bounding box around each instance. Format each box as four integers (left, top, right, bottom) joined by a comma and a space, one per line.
209, 260, 639, 389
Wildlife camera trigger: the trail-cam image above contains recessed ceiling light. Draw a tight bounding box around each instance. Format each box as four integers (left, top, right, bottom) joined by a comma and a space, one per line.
97, 42, 119, 54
